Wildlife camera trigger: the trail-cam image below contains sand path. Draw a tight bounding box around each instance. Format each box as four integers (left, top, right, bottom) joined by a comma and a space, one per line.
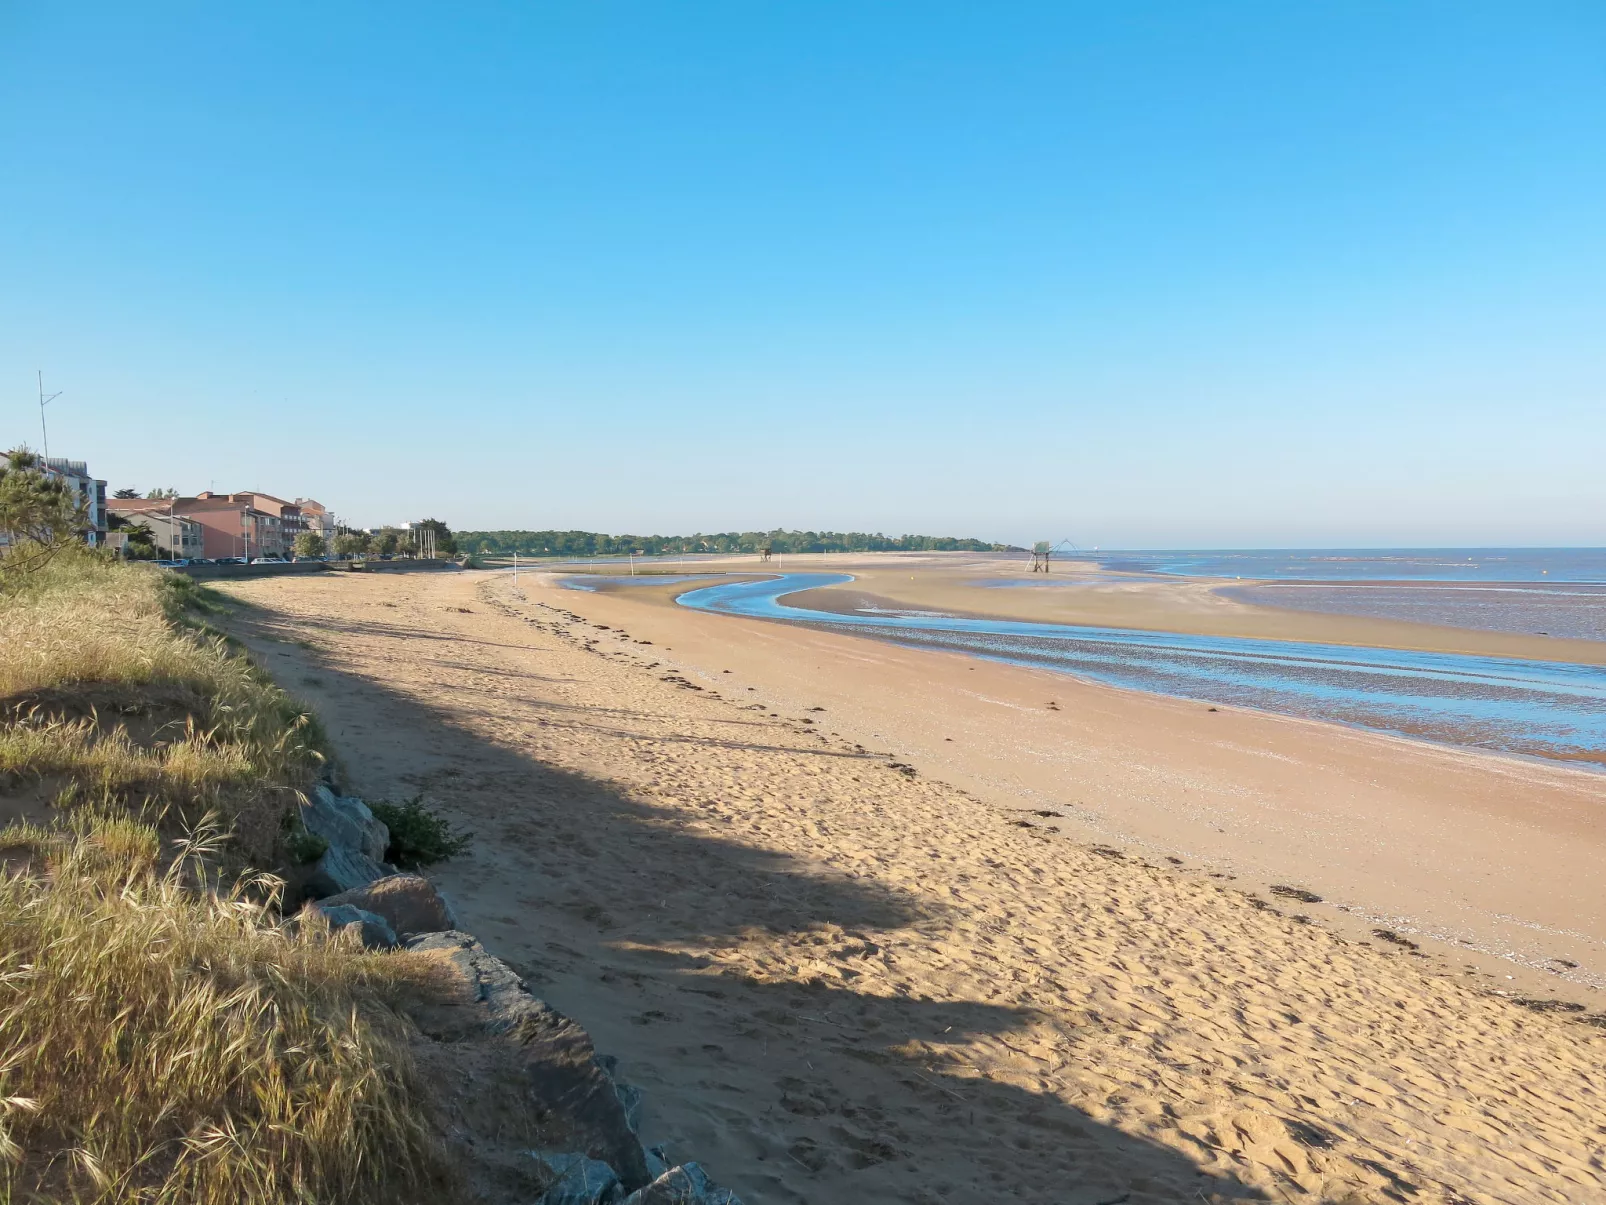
219, 569, 1604, 1205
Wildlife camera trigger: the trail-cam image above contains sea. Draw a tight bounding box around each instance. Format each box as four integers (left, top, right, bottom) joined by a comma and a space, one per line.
1083, 547, 1606, 583
1074, 548, 1606, 644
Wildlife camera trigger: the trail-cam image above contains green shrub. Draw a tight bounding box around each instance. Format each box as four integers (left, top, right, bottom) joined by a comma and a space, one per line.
369, 796, 472, 869
286, 829, 329, 864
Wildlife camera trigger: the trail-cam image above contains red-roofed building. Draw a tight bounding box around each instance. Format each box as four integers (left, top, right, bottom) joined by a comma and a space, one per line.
115, 492, 287, 560
232, 493, 306, 544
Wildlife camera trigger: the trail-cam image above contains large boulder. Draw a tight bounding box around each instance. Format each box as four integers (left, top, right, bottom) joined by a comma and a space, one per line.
311, 903, 398, 950
317, 873, 458, 939
303, 844, 391, 898
405, 931, 651, 1190
531, 1151, 623, 1204
619, 1163, 743, 1205
301, 785, 390, 862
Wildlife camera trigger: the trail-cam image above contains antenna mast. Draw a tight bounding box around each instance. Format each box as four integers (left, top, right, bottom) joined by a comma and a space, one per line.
37, 371, 63, 462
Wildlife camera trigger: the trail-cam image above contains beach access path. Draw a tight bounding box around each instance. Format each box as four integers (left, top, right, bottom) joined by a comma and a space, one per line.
216, 567, 1604, 1205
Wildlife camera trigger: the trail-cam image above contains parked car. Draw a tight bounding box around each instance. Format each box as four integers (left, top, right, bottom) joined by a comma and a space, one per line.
153, 559, 189, 568
250, 556, 288, 564
214, 557, 248, 565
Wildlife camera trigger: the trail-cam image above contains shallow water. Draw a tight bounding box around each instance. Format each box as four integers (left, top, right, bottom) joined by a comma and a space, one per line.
669, 573, 1606, 766
1083, 547, 1606, 583
1224, 582, 1606, 643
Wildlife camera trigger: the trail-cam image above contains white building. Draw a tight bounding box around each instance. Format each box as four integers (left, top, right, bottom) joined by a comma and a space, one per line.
296, 497, 336, 541
43, 458, 108, 546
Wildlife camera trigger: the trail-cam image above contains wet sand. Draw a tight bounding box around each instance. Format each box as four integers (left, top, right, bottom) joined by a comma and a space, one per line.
572, 568, 1606, 991
216, 567, 1605, 1205
1224, 580, 1606, 644
761, 554, 1606, 666
691, 572, 1606, 768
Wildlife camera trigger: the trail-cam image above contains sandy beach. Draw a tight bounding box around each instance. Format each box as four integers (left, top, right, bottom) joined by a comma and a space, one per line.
217, 566, 1606, 1204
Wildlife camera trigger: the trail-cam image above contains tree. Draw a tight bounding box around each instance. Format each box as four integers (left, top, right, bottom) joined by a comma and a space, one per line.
332, 532, 369, 559
124, 523, 158, 559
113, 487, 140, 499
453, 527, 1021, 557
107, 512, 158, 559
293, 532, 327, 559
0, 448, 89, 582
145, 487, 179, 500
416, 518, 457, 555
373, 530, 400, 557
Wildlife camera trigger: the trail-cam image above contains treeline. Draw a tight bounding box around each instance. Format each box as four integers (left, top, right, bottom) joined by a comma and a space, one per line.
459, 529, 1020, 557
326, 519, 456, 559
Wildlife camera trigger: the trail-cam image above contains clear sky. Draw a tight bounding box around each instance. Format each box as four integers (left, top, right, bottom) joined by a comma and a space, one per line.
3, 3, 1602, 547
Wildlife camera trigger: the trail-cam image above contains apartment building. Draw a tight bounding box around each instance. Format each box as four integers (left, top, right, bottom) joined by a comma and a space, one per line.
42, 458, 108, 546
106, 504, 205, 560
188, 492, 289, 558
295, 497, 335, 541
232, 493, 306, 544
113, 493, 283, 559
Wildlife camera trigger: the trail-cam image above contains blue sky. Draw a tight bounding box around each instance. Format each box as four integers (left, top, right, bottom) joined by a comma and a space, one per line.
3, 3, 1602, 546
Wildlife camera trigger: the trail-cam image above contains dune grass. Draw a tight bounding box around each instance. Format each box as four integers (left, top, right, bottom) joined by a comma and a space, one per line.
0, 550, 326, 856
0, 813, 446, 1203
0, 552, 451, 1203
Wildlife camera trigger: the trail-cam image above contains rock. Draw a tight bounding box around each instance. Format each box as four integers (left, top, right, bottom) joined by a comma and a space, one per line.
317, 873, 458, 938
301, 785, 390, 862
405, 932, 651, 1189
530, 1151, 623, 1204
303, 844, 392, 898
312, 903, 398, 949
596, 1056, 643, 1134
619, 1163, 743, 1205
614, 1081, 644, 1135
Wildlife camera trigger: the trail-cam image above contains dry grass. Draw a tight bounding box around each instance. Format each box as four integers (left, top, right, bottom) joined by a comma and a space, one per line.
1, 549, 227, 698
0, 553, 452, 1203
0, 721, 252, 805
0, 813, 448, 1203
0, 551, 325, 855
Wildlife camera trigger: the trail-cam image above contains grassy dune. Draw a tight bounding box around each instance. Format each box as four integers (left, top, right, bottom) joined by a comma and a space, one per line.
0, 552, 449, 1203
0, 552, 325, 856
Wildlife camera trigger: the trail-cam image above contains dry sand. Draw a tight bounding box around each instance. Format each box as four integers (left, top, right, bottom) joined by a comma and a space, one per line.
217, 567, 1606, 1205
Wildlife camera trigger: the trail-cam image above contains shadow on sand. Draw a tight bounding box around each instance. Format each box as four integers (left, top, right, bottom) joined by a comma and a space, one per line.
230, 593, 1269, 1205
